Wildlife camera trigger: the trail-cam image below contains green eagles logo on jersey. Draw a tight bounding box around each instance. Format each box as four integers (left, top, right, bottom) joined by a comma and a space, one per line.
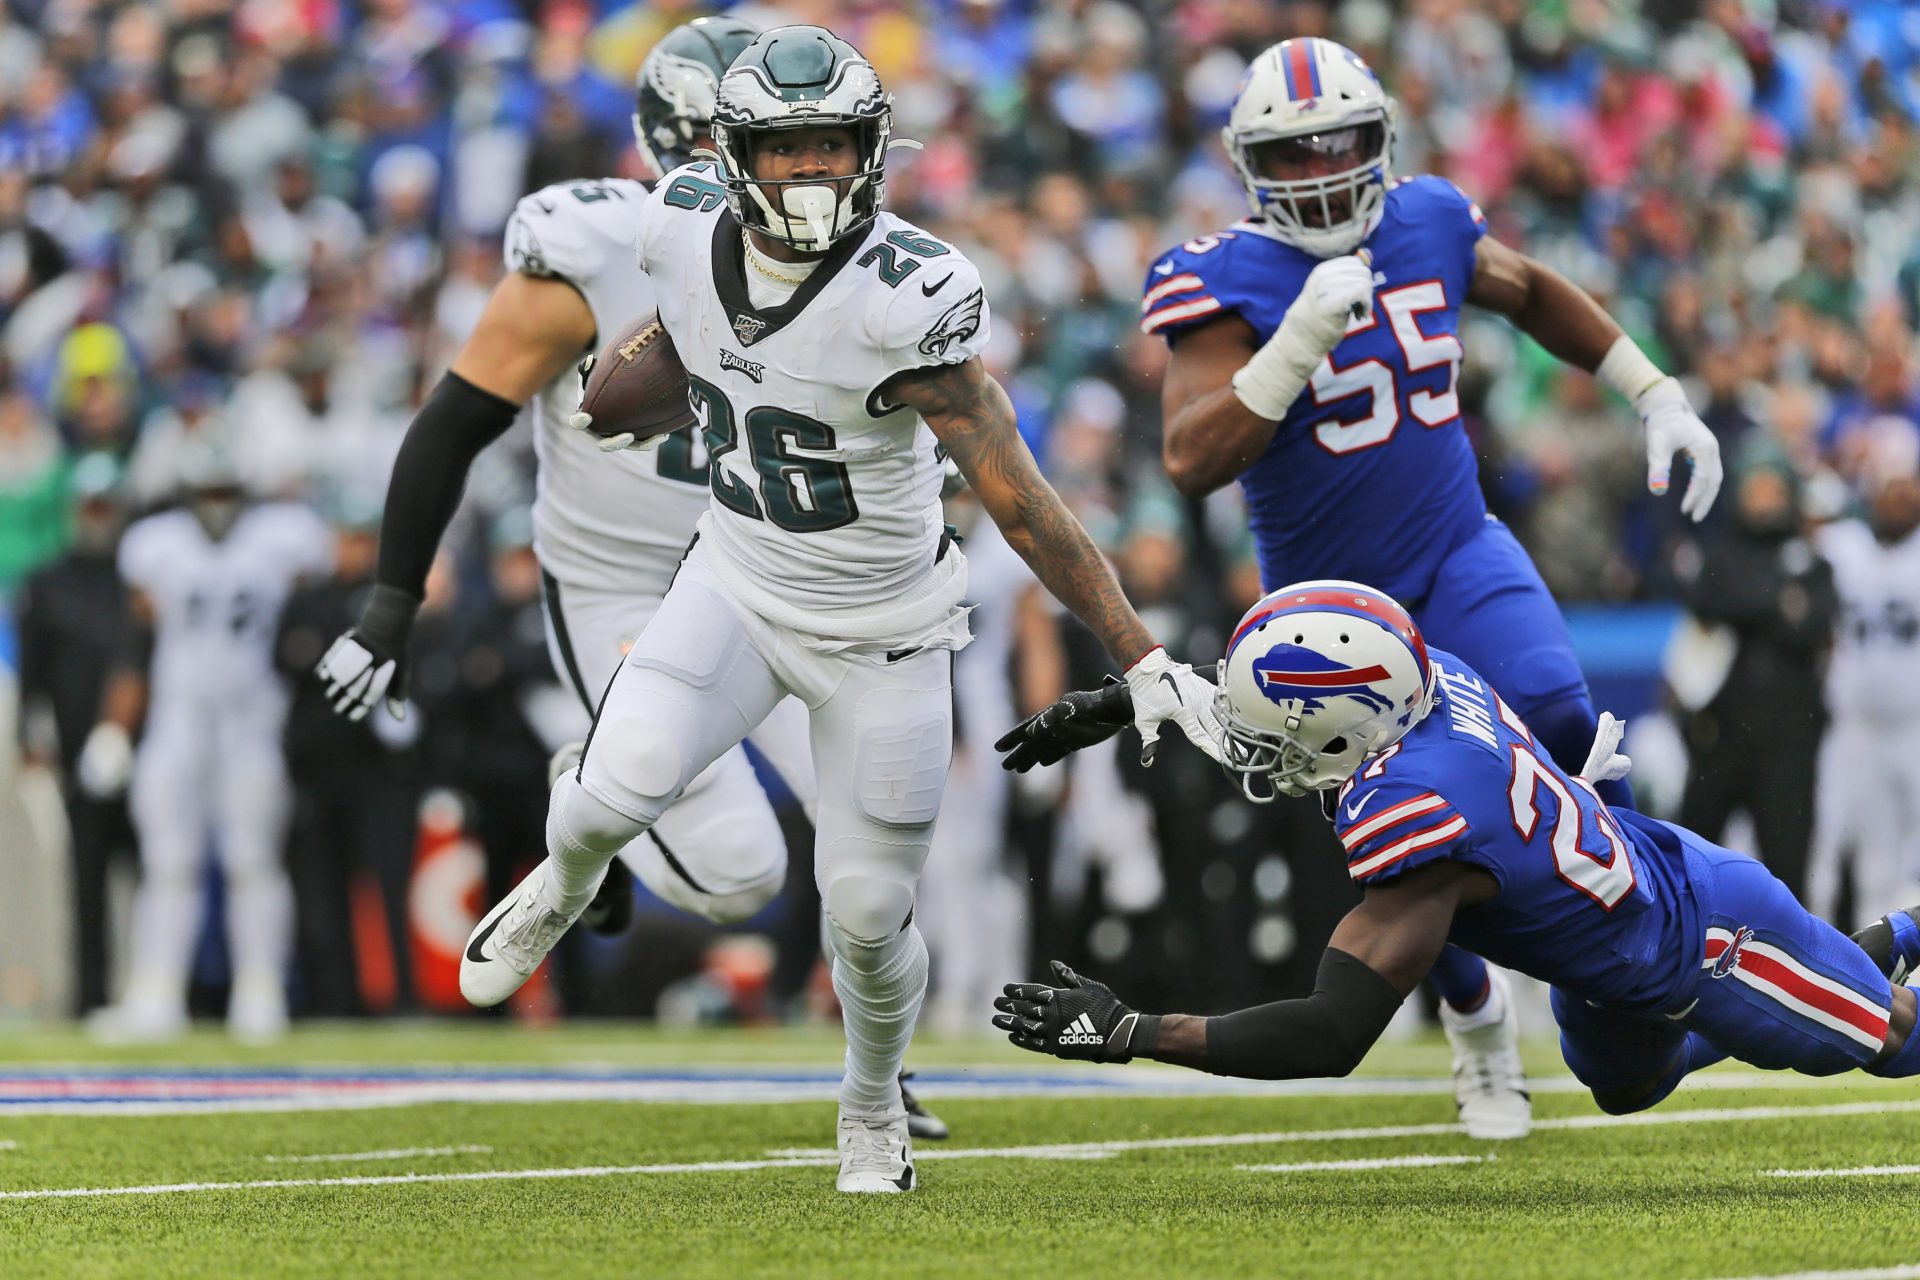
918, 289, 984, 359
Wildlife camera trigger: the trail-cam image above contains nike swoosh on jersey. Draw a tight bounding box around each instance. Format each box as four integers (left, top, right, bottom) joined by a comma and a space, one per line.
920, 273, 953, 297
466, 911, 507, 964
1344, 791, 1378, 820
1153, 261, 1175, 276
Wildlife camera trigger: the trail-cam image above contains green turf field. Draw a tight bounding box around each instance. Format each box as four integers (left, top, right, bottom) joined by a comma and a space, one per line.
0, 1024, 1912, 1280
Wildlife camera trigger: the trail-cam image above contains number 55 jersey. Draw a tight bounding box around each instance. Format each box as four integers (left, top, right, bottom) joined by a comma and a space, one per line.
1143, 176, 1487, 606
634, 161, 991, 653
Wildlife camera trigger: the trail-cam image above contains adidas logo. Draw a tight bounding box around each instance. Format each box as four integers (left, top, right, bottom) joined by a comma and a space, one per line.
1058, 1012, 1105, 1046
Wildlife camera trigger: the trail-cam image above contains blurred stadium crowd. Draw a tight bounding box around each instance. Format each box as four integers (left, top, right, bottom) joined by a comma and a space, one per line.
1, 0, 1918, 1033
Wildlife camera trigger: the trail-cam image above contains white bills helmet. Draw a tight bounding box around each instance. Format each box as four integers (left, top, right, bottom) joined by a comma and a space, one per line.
1216, 580, 1435, 801
1223, 38, 1396, 258
710, 26, 894, 254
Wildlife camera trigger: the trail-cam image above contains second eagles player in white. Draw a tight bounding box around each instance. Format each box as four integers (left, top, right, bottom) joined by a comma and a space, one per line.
457, 26, 1222, 1193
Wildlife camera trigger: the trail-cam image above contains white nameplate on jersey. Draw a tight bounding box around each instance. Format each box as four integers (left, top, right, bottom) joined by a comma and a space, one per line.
1433, 663, 1500, 752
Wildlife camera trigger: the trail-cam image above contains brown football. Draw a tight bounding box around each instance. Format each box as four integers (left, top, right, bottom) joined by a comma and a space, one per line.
576, 310, 695, 445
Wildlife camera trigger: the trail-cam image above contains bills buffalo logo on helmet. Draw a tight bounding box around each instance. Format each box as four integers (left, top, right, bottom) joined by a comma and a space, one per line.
1249, 644, 1396, 715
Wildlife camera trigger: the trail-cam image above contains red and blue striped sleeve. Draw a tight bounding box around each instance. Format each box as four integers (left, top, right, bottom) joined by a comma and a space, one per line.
1335, 781, 1471, 886
1139, 238, 1241, 340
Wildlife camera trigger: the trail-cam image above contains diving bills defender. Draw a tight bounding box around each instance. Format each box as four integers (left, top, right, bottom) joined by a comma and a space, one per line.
995, 584, 1920, 1110
1141, 36, 1724, 1133
455, 26, 1222, 1194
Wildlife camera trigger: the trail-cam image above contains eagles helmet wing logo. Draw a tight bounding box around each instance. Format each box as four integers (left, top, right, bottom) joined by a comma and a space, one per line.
506, 216, 550, 278
918, 288, 984, 359
732, 313, 768, 346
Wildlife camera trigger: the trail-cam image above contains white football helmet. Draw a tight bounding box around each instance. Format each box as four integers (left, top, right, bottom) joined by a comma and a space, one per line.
1216, 580, 1435, 802
1223, 37, 1396, 258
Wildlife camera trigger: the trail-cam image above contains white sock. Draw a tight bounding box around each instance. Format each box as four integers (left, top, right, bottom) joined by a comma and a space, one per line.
833, 924, 928, 1114
541, 774, 636, 916
128, 871, 200, 1007
225, 867, 293, 978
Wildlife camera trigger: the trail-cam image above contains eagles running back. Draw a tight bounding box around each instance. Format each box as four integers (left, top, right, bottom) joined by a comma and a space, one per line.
506, 178, 711, 600
635, 160, 989, 649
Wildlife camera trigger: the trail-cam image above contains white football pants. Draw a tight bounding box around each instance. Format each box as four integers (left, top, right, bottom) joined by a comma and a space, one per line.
1807, 718, 1920, 929
125, 697, 294, 1009
541, 568, 817, 922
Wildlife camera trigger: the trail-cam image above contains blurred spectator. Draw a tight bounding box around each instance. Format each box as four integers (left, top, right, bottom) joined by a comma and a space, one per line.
15, 453, 136, 1014
1671, 441, 1838, 899
274, 498, 424, 1016
0, 382, 70, 593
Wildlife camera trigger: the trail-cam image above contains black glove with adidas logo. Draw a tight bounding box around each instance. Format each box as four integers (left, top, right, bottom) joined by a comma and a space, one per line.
993, 960, 1152, 1064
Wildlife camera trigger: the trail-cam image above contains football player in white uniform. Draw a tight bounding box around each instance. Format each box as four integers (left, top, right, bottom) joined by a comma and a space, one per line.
456, 26, 1222, 1193
1808, 439, 1920, 929
89, 439, 332, 1042
316, 16, 808, 923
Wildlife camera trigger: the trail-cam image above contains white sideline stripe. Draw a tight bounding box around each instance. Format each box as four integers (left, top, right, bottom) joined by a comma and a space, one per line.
1766, 1164, 1920, 1180
2, 1099, 1912, 1202
0, 1067, 1899, 1117
1237, 1154, 1492, 1173
1703, 1267, 1920, 1280
262, 1145, 493, 1164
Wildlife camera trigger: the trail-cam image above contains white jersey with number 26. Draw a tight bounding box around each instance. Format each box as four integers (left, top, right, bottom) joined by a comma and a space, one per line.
634, 162, 992, 651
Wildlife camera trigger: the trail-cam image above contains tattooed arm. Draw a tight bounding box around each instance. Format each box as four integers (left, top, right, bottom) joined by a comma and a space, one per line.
884, 357, 1157, 668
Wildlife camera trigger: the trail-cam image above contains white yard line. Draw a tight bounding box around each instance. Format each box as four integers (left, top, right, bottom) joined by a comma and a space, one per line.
1237, 1154, 1493, 1173
2, 1098, 1912, 1202
262, 1145, 493, 1164
1765, 1165, 1920, 1180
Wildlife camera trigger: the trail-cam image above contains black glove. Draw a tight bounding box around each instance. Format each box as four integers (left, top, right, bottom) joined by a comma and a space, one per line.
315, 584, 419, 722
993, 678, 1134, 772
993, 960, 1144, 1063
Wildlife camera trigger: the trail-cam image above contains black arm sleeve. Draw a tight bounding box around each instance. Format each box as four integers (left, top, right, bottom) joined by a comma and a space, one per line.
1198, 948, 1405, 1080
375, 371, 522, 598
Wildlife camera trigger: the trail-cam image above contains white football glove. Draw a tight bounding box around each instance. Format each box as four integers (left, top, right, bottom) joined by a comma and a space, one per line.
1232, 250, 1374, 421
1123, 647, 1225, 766
75, 722, 132, 799
1578, 711, 1632, 786
1637, 378, 1722, 522
316, 633, 401, 723
568, 354, 667, 454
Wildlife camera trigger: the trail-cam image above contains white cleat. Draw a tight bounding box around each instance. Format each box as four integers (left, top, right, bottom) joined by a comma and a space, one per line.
85, 1000, 186, 1045
227, 969, 289, 1044
1438, 968, 1532, 1140
836, 1109, 916, 1193
459, 860, 581, 1008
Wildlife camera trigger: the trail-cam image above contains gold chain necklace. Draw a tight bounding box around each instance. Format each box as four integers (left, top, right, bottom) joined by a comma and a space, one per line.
743, 231, 811, 287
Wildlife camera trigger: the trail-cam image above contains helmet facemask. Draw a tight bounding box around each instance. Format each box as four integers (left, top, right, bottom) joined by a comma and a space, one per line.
1225, 114, 1393, 257
1214, 683, 1412, 804
713, 114, 889, 255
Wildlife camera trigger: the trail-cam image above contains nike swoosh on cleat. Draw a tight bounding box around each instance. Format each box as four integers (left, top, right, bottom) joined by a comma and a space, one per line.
893, 1165, 914, 1190
465, 912, 506, 964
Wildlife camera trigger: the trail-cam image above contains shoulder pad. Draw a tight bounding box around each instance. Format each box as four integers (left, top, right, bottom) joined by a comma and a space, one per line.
504, 180, 645, 284
874, 233, 989, 369
1335, 754, 1470, 885
1140, 230, 1247, 338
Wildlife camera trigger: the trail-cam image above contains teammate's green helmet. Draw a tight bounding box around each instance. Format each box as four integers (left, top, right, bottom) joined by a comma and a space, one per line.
633, 16, 762, 177
710, 26, 895, 253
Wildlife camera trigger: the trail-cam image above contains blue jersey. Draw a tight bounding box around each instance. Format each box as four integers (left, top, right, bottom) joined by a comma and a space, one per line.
1143, 177, 1489, 604
1330, 649, 1707, 1010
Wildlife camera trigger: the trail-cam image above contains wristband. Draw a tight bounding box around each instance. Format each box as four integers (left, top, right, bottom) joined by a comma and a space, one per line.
1127, 1013, 1162, 1059
1232, 337, 1318, 422
1595, 335, 1667, 404
356, 583, 422, 651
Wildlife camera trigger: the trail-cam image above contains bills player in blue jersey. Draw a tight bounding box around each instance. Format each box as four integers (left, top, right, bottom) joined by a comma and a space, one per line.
1141, 35, 1724, 1129
993, 583, 1920, 1107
